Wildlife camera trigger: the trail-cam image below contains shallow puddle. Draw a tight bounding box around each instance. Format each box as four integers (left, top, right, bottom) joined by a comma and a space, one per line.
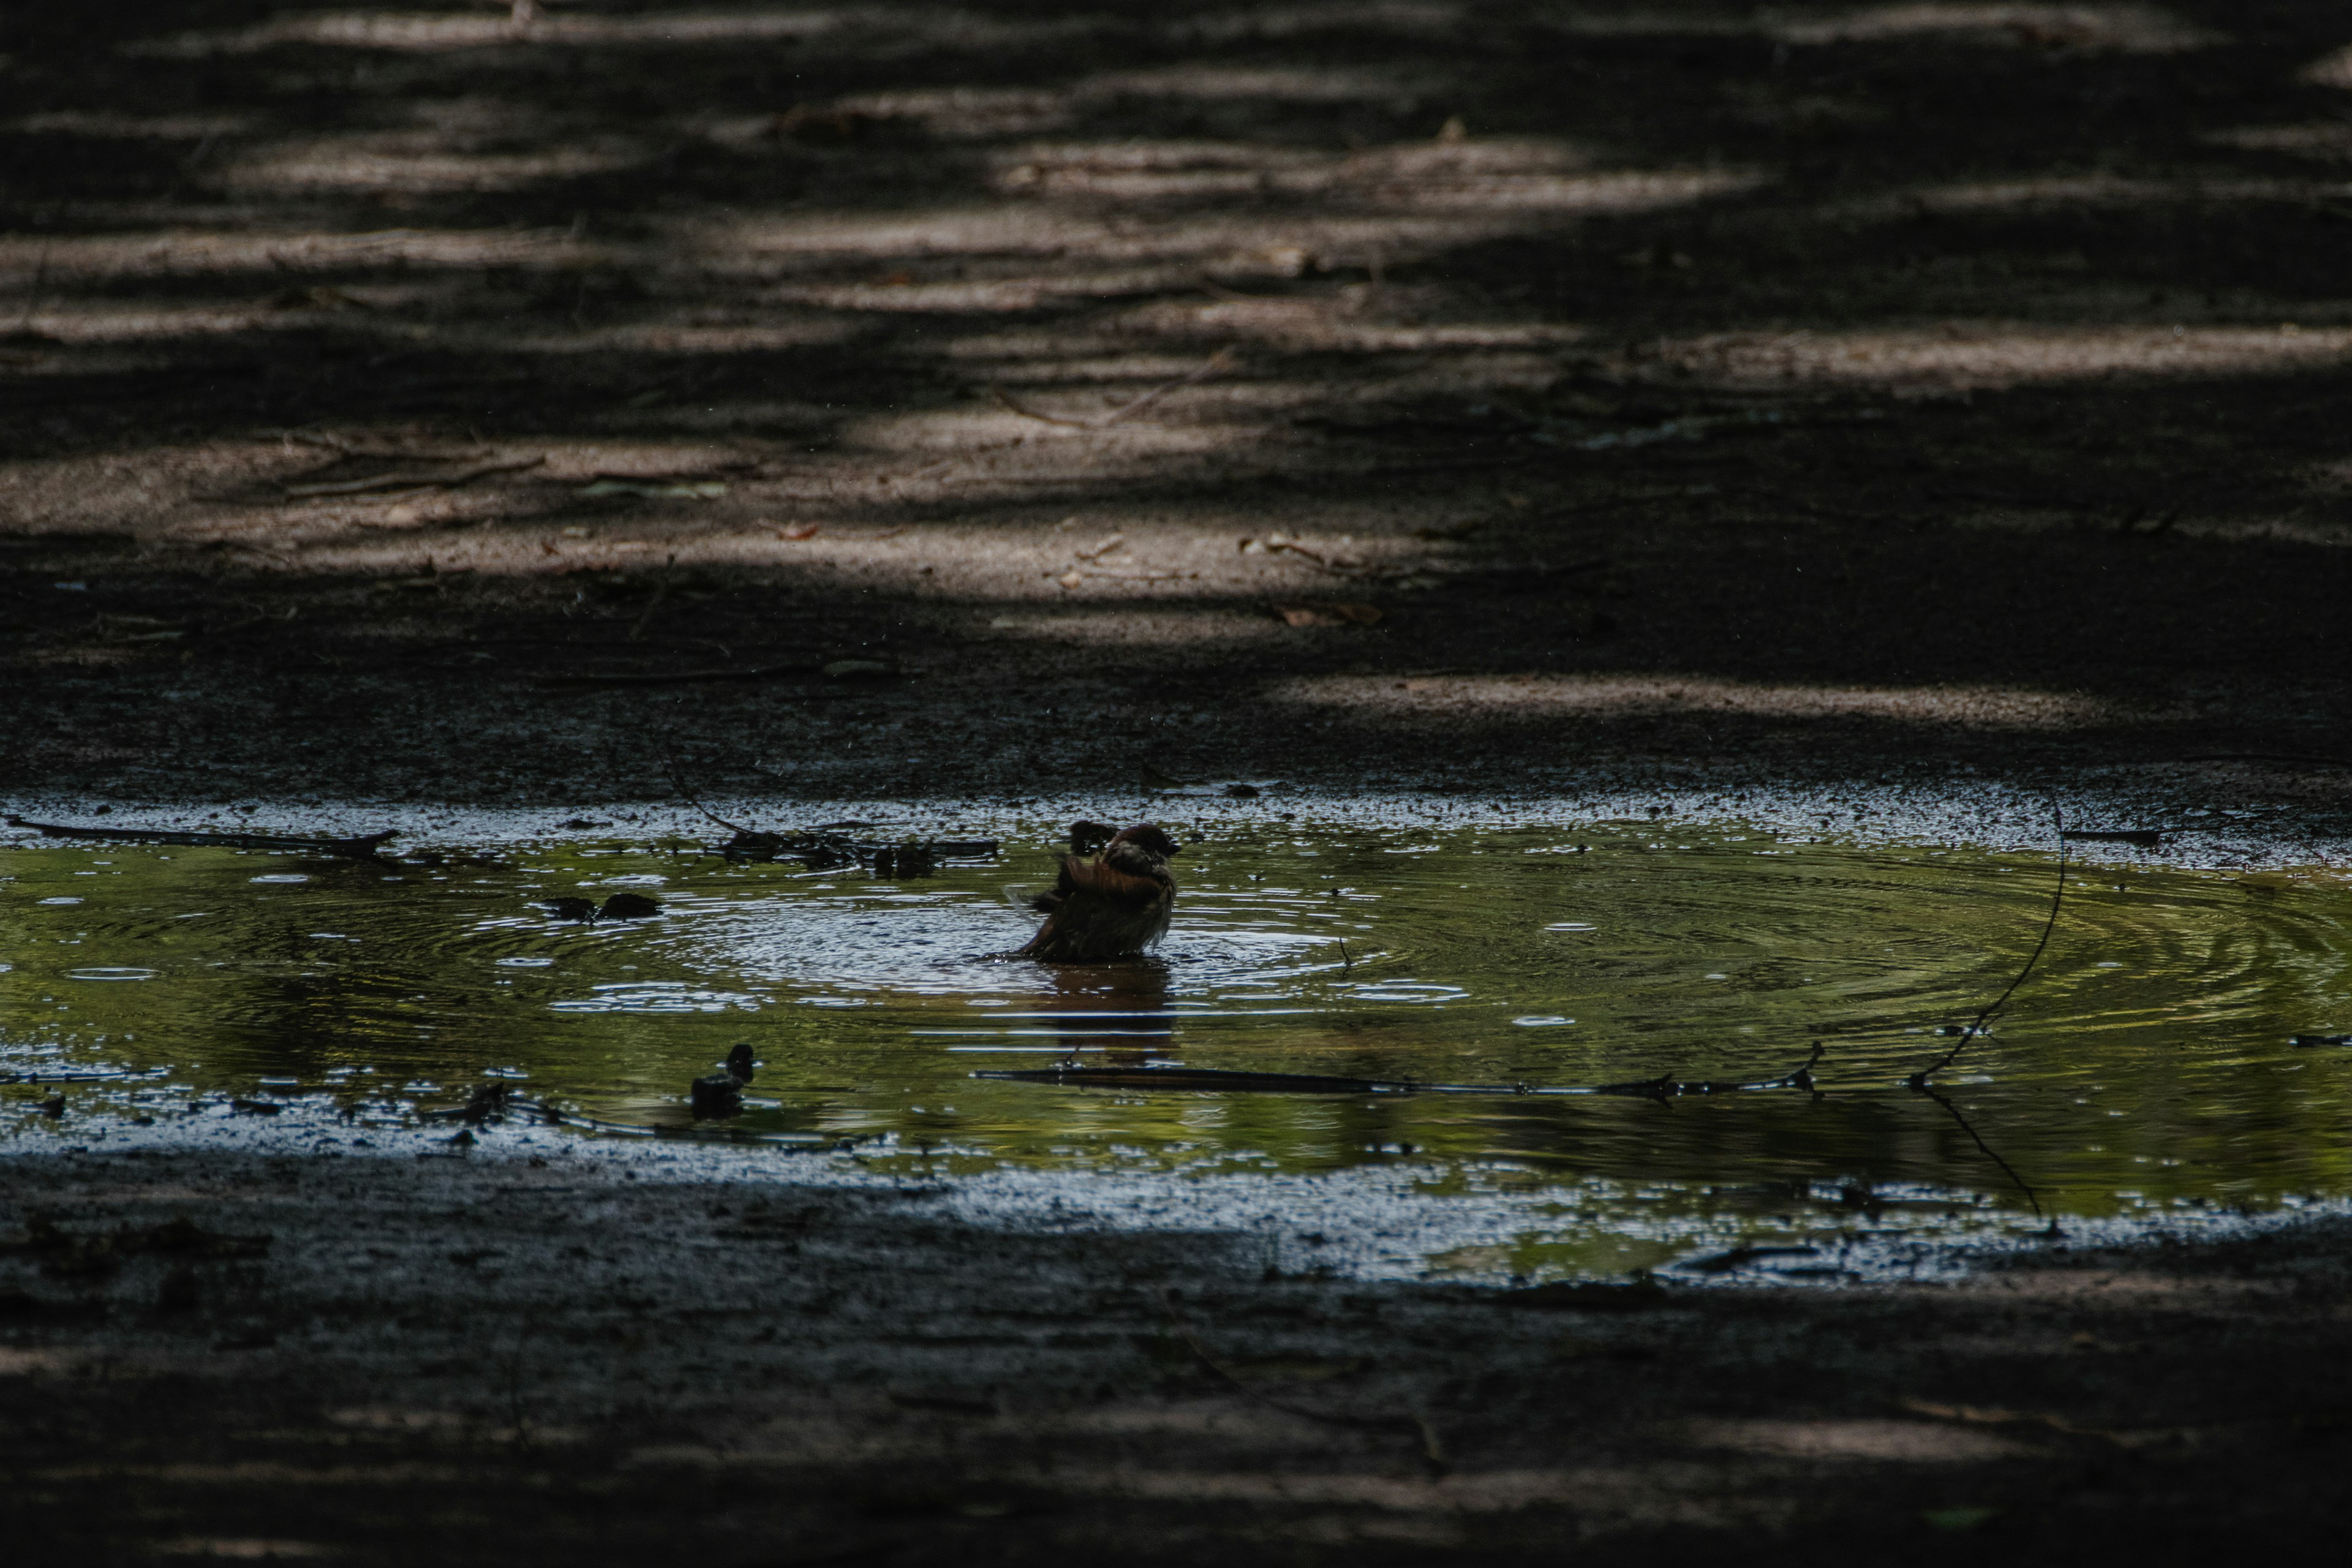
6, 812, 2351, 1275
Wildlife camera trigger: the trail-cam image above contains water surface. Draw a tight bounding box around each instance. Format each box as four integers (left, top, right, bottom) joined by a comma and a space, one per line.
6, 814, 2350, 1275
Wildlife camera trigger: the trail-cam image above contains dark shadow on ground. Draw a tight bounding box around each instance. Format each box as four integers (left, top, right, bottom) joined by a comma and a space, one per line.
2, 1, 2348, 802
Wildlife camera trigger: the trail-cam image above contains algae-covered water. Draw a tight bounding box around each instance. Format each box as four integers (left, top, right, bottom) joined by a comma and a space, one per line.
6, 812, 2351, 1270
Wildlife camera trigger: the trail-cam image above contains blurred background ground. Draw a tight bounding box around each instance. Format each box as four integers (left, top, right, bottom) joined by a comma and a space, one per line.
1, 1, 2348, 806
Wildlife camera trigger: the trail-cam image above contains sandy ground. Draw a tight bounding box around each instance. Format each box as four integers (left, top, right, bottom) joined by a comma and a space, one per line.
4, 1128, 2351, 1565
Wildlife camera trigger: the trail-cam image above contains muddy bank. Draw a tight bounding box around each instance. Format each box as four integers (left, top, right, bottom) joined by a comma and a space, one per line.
2, 1131, 2348, 1564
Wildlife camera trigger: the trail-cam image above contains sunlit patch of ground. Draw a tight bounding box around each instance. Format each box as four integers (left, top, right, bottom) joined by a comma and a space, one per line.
1273, 673, 2124, 729
128, 6, 1093, 58
219, 134, 652, 195
2302, 42, 2352, 88
1838, 173, 2352, 219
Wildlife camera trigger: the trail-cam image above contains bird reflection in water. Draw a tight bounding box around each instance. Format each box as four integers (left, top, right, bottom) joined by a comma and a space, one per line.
1036, 962, 1175, 1065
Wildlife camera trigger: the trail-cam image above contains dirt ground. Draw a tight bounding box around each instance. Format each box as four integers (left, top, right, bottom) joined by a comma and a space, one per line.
6, 3, 2352, 1560
2, 1, 2350, 806
3, 1136, 2350, 1566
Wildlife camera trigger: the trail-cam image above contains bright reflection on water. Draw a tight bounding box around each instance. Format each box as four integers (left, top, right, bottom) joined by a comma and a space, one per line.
6, 819, 2352, 1262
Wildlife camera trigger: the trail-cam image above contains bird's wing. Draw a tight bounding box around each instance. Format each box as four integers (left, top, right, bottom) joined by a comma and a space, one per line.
1058, 854, 1167, 910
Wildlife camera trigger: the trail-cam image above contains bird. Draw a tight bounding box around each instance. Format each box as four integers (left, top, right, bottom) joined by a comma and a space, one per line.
1015, 822, 1180, 962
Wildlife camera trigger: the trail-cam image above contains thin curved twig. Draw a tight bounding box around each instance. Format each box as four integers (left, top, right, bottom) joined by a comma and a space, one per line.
1908, 802, 2068, 1084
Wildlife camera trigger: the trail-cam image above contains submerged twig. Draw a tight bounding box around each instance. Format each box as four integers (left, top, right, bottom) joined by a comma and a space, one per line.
976, 1042, 1823, 1099
1909, 1078, 2042, 1216
1907, 803, 2068, 1084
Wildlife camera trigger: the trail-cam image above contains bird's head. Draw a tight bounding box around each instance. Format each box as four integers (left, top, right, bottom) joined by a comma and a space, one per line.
1068, 820, 1119, 854
1109, 823, 1181, 860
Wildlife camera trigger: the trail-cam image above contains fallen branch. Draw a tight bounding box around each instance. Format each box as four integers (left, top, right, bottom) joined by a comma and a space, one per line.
975, 1042, 1823, 1099
6, 816, 394, 861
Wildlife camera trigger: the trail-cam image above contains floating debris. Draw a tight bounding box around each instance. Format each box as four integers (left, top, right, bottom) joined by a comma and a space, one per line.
975, 1046, 1822, 1099
870, 845, 936, 878
597, 892, 662, 921
716, 828, 997, 872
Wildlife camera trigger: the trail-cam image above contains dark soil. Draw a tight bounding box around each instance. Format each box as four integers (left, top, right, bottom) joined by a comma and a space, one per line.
4, 1141, 2351, 1566
2, 1, 2349, 805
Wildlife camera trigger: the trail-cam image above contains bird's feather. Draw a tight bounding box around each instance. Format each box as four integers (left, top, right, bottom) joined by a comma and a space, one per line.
1016, 839, 1176, 961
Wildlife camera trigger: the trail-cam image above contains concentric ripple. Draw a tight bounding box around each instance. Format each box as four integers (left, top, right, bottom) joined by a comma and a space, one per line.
5, 820, 2351, 1234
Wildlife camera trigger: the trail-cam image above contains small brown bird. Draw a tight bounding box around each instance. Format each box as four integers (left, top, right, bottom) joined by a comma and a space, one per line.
1016, 822, 1180, 962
